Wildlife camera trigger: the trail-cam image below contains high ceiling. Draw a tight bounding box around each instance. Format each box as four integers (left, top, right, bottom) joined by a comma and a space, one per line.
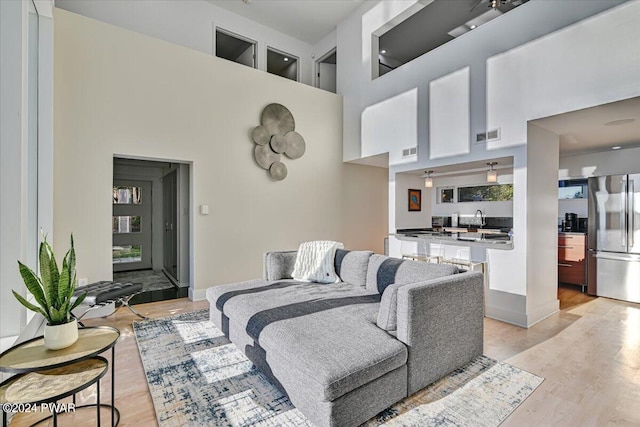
206, 0, 365, 44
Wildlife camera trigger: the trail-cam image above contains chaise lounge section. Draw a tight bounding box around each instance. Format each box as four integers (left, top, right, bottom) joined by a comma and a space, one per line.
207, 249, 484, 427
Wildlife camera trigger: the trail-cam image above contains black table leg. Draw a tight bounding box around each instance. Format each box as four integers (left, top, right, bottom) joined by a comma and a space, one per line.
111, 346, 115, 427
97, 380, 101, 427
53, 408, 58, 427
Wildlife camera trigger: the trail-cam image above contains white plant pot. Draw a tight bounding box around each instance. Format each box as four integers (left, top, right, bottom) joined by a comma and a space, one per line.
44, 318, 78, 350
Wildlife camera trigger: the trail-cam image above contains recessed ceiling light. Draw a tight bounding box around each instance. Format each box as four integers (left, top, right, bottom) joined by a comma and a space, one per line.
283, 57, 289, 62
604, 118, 636, 126
612, 146, 622, 150
380, 49, 387, 54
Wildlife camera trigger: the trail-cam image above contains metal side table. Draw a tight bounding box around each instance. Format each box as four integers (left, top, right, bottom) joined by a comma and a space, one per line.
0, 326, 120, 426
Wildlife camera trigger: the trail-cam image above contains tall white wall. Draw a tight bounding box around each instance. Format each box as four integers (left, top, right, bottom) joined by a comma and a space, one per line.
339, 0, 629, 164
55, 0, 315, 85
53, 9, 389, 299
487, 4, 640, 149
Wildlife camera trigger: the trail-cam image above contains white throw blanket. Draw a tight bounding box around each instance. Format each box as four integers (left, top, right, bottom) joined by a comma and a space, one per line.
291, 240, 344, 284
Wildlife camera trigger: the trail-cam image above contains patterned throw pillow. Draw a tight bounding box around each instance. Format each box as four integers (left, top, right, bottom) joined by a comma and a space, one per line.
292, 240, 344, 284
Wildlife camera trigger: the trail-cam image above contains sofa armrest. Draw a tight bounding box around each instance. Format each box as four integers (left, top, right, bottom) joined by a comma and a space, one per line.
396, 271, 484, 395
263, 250, 298, 281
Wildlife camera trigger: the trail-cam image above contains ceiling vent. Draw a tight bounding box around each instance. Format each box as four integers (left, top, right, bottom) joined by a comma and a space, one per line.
402, 146, 418, 158
475, 128, 501, 144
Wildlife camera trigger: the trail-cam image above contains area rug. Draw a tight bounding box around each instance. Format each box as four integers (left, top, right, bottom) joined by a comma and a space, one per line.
134, 310, 543, 427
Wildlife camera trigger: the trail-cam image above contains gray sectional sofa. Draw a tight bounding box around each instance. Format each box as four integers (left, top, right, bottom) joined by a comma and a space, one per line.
207, 249, 484, 427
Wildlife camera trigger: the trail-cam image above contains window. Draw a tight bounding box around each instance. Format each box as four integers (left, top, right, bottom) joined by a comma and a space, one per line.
113, 186, 141, 204
215, 28, 256, 68
458, 184, 513, 202
558, 179, 588, 199
112, 245, 142, 264
267, 48, 298, 81
438, 187, 455, 203
112, 216, 141, 233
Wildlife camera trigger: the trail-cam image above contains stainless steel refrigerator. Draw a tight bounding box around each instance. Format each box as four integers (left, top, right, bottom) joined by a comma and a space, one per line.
587, 174, 640, 303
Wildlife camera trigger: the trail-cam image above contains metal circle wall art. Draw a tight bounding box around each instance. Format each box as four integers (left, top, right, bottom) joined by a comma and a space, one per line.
252, 103, 306, 181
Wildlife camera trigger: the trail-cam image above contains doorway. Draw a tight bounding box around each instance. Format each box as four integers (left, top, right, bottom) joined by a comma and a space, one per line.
112, 158, 190, 303
316, 49, 336, 93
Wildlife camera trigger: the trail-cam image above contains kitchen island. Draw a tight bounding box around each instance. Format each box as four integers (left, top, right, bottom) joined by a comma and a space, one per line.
395, 228, 513, 250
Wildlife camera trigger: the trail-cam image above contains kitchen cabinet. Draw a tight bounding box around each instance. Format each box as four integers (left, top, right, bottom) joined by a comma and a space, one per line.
558, 233, 586, 287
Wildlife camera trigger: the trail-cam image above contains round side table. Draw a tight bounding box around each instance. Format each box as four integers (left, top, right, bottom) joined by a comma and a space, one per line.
0, 326, 120, 427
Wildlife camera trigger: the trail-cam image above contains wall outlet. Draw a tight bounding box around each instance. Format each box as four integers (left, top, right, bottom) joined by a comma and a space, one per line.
78, 278, 88, 287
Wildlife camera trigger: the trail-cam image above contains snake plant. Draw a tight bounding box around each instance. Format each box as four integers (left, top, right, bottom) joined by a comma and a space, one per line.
13, 234, 87, 325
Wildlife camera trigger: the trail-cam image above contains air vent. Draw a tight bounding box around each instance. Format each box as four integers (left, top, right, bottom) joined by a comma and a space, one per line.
402, 147, 417, 158
487, 128, 501, 141
475, 128, 501, 144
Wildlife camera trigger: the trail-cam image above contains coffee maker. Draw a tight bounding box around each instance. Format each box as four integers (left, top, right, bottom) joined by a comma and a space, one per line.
564, 213, 578, 232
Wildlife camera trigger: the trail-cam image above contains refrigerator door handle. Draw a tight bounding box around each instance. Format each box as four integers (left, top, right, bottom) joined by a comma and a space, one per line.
630, 180, 635, 248
595, 252, 640, 262
622, 179, 627, 247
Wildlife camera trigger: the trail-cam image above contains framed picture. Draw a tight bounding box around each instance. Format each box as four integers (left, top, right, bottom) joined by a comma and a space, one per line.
408, 189, 421, 211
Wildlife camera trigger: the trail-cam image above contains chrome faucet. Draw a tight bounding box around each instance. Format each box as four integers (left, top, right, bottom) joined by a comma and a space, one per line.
475, 209, 486, 228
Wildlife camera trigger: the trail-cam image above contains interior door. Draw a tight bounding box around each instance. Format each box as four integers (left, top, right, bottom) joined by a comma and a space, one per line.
318, 62, 336, 93
628, 174, 640, 254
163, 170, 178, 280
593, 175, 627, 253
113, 180, 152, 271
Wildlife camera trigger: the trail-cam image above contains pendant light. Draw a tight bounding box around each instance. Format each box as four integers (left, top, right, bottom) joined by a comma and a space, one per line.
424, 171, 434, 188
486, 162, 498, 183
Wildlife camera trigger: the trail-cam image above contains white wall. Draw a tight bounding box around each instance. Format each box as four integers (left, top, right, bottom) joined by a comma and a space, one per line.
55, 0, 315, 85
525, 124, 560, 325
361, 88, 418, 166
394, 173, 431, 229
487, 4, 640, 149
429, 67, 470, 160
339, 0, 628, 164
53, 9, 388, 298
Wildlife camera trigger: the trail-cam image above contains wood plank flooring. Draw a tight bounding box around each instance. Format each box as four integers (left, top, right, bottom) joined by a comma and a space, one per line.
9, 284, 640, 426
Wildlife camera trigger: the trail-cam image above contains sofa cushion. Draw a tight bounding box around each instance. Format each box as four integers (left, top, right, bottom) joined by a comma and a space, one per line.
263, 251, 297, 281
377, 283, 403, 331
334, 249, 374, 287
212, 280, 408, 402
366, 255, 459, 294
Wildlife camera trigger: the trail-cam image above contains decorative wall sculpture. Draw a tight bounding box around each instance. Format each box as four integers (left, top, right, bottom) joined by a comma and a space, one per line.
251, 103, 306, 181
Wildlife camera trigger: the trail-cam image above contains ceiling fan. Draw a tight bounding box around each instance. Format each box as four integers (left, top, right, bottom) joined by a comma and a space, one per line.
470, 0, 519, 12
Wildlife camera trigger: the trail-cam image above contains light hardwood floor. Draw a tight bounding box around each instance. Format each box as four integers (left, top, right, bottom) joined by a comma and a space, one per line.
9, 285, 640, 426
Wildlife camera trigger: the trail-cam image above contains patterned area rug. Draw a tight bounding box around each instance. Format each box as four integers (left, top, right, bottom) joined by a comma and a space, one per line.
134, 310, 543, 427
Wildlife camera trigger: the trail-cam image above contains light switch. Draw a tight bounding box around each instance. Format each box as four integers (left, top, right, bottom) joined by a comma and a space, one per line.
200, 205, 209, 215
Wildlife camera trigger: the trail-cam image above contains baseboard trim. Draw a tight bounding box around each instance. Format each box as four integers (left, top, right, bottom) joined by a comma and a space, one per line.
485, 305, 528, 328
189, 287, 207, 301
526, 299, 560, 327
